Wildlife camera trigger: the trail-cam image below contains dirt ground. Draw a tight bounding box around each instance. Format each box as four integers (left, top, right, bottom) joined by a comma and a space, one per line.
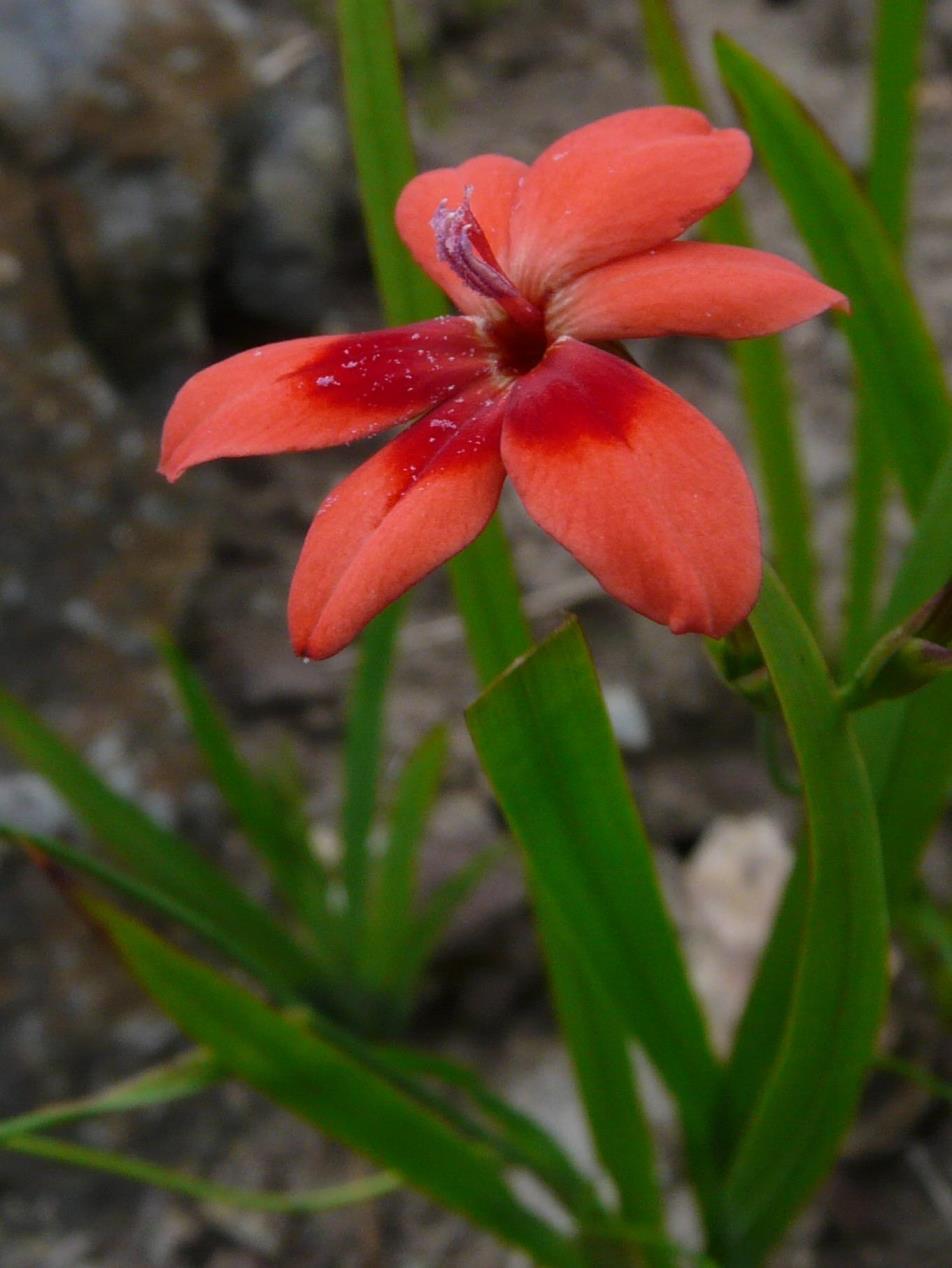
1, 0, 951, 1263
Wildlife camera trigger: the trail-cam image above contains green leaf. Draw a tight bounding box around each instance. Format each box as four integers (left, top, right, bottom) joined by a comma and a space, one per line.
160, 638, 328, 931
95, 899, 581, 1267
861, 680, 952, 909
841, 417, 889, 672
0, 1049, 220, 1144
339, 601, 406, 943
383, 1045, 600, 1216
868, 0, 929, 248
719, 571, 888, 1262
875, 1054, 952, 1108
535, 893, 667, 1246
2, 1134, 401, 1215
333, 0, 444, 325
388, 841, 504, 1009
466, 620, 722, 1238
361, 725, 447, 986
853, 434, 952, 910
842, 0, 928, 670
635, 0, 818, 633
0, 692, 320, 999
449, 514, 534, 686
715, 36, 951, 515
0, 699, 324, 994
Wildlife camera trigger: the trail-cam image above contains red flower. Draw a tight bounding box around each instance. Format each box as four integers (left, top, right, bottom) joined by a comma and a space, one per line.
161, 107, 846, 659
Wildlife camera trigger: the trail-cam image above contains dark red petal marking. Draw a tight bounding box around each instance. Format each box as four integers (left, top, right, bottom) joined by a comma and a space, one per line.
289, 378, 509, 660
159, 317, 491, 481
507, 109, 752, 302
547, 241, 850, 342
501, 339, 761, 637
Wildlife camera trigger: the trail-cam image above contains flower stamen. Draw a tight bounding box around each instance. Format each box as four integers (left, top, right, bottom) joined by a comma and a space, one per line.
432, 188, 544, 333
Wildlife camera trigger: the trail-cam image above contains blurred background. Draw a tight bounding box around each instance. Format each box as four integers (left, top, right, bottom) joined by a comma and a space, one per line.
1, 0, 951, 1263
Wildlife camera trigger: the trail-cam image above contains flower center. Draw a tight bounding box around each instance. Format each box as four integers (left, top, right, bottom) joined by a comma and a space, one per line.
432, 188, 549, 378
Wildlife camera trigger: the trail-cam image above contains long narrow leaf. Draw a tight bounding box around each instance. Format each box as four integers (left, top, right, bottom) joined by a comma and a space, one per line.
332, 0, 443, 324
339, 601, 406, 942
720, 571, 888, 1262
389, 842, 504, 1009
467, 620, 722, 1237
94, 898, 580, 1267
0, 1049, 220, 1144
361, 724, 448, 985
535, 892, 667, 1244
0, 692, 319, 995
851, 434, 952, 909
636, 0, 817, 631
449, 514, 534, 685
842, 0, 928, 669
160, 638, 328, 930
383, 1045, 600, 1216
715, 36, 951, 515
2, 1134, 400, 1214
868, 0, 929, 247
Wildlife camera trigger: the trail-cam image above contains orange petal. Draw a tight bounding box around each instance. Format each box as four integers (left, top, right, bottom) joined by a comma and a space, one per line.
548, 241, 850, 341
395, 154, 528, 317
289, 380, 508, 659
507, 109, 751, 301
501, 339, 761, 637
159, 318, 490, 481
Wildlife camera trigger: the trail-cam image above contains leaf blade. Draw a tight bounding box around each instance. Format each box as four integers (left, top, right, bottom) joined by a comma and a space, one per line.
467, 620, 723, 1236
95, 899, 581, 1268
0, 691, 320, 995
721, 571, 888, 1261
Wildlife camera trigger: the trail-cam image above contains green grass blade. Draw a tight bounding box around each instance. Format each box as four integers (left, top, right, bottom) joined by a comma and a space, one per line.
361, 724, 447, 984
842, 0, 928, 669
852, 434, 952, 909
868, 0, 929, 247
877, 442, 952, 637
0, 1049, 220, 1144
339, 601, 406, 942
0, 694, 320, 995
862, 680, 952, 908
841, 418, 889, 671
536, 893, 667, 1244
449, 515, 534, 685
160, 638, 328, 929
635, 0, 818, 632
467, 620, 722, 1236
2, 828, 321, 1003
715, 36, 951, 515
720, 571, 888, 1262
388, 842, 504, 1011
383, 1045, 600, 1216
333, 0, 444, 325
2, 1134, 400, 1215
95, 899, 581, 1268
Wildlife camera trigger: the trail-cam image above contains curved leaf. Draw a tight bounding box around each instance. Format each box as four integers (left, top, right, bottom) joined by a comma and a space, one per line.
720, 571, 888, 1261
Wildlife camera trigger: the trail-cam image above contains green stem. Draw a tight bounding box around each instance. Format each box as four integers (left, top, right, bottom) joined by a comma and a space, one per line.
339, 599, 406, 946
841, 0, 928, 666
2, 1133, 400, 1214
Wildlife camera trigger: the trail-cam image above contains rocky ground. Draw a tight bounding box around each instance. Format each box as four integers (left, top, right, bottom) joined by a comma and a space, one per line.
1, 0, 952, 1263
